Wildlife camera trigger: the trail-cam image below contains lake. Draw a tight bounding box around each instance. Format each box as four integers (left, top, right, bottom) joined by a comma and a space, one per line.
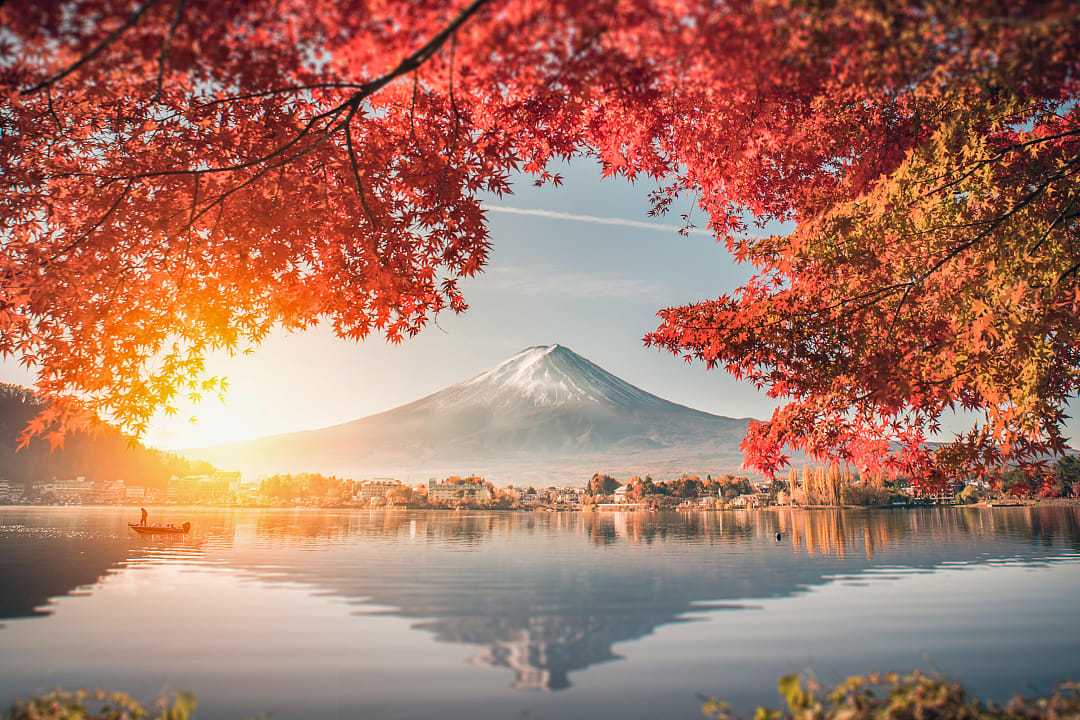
1, 506, 1079, 719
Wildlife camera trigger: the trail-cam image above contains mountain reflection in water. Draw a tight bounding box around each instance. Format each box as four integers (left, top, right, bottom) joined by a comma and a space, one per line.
1, 506, 1079, 716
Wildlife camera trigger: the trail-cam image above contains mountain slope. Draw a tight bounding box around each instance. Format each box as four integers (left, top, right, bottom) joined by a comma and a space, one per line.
187, 345, 752, 482
0, 384, 214, 488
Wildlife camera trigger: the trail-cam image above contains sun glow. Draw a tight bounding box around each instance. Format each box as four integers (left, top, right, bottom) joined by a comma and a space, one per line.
141, 340, 305, 451
146, 399, 264, 451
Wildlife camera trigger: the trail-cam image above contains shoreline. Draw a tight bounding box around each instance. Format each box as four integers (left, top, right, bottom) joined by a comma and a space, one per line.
3, 498, 1079, 511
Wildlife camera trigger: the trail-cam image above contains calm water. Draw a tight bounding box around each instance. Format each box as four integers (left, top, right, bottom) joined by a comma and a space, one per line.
1, 506, 1079, 719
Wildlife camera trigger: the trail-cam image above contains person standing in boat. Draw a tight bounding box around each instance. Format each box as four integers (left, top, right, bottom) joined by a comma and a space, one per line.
139, 507, 148, 526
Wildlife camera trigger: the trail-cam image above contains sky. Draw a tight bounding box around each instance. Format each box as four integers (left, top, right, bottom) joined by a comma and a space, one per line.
3, 158, 1077, 450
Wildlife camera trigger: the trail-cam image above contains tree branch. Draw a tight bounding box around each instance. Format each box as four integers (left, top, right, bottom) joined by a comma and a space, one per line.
52, 0, 494, 184
886, 163, 1079, 335
922, 126, 1080, 199
21, 0, 166, 95
48, 178, 135, 261
343, 107, 376, 226
152, 0, 188, 102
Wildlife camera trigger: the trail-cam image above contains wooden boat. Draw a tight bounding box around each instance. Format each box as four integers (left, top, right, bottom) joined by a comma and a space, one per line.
129, 522, 190, 535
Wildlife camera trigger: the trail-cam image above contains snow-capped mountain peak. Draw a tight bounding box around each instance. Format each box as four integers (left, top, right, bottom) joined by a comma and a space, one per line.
449, 344, 663, 409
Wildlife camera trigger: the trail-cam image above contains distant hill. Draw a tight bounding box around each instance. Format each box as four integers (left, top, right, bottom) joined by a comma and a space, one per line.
0, 384, 213, 488
187, 344, 754, 484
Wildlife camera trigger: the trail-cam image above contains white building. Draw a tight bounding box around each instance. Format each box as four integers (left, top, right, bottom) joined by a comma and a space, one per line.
555, 489, 583, 506
0, 480, 22, 503
428, 478, 491, 503
39, 476, 95, 503
355, 478, 402, 500
731, 492, 770, 509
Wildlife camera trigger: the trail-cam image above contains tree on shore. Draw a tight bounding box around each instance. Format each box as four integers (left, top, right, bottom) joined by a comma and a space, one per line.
2, 0, 1076, 488
258, 473, 353, 503
1055, 456, 1080, 497
667, 474, 704, 498
586, 473, 620, 497
714, 475, 752, 500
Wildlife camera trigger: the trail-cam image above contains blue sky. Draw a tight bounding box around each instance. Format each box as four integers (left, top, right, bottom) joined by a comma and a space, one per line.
2, 158, 1076, 450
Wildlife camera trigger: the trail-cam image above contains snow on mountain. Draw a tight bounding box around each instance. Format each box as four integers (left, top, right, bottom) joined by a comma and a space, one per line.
441, 344, 671, 409
186, 344, 752, 483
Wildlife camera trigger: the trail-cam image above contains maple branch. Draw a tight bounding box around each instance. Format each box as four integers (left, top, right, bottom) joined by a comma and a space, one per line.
862, 155, 1080, 247
409, 71, 422, 152
172, 95, 391, 238
21, 0, 166, 95
922, 126, 1080, 199
54, 0, 494, 184
447, 33, 461, 157
366, 0, 491, 89
1030, 198, 1078, 253
152, 0, 188, 102
853, 366, 978, 404
668, 278, 913, 336
152, 97, 363, 238
674, 184, 1075, 351
45, 87, 62, 129
1057, 260, 1080, 286
673, 160, 1080, 341
343, 107, 376, 226
48, 0, 498, 271
156, 82, 375, 122
176, 174, 200, 295
177, 145, 316, 233
144, 125, 333, 244
885, 162, 1080, 337
49, 179, 136, 261
58, 104, 345, 182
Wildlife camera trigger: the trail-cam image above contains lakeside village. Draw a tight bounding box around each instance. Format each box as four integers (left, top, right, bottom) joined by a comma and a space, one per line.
2, 456, 1078, 510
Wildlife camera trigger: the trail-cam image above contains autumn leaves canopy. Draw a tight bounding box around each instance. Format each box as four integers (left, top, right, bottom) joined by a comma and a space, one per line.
1, 0, 1077, 485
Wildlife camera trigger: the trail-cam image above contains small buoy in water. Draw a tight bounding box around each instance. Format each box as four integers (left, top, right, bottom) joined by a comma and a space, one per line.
775, 532, 783, 541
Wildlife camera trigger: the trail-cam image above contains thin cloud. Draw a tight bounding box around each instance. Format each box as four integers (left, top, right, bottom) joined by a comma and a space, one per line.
485, 205, 714, 237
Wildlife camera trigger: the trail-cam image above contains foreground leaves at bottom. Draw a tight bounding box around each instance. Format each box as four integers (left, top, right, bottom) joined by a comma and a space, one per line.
6, 690, 194, 720
703, 671, 1080, 720
8, 673, 1080, 719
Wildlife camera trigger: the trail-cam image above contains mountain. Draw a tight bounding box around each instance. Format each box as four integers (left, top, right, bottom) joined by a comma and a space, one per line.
186, 345, 753, 483
0, 384, 214, 488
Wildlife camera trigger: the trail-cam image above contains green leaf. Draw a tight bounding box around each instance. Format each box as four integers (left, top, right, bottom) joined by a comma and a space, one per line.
778, 674, 808, 711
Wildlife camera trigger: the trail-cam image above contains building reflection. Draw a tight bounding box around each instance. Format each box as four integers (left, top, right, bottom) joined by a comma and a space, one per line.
772, 506, 1080, 560
1, 505, 1079, 689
